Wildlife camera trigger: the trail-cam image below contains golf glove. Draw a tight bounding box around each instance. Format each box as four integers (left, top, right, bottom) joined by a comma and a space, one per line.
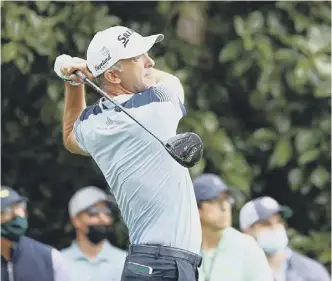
54, 54, 83, 86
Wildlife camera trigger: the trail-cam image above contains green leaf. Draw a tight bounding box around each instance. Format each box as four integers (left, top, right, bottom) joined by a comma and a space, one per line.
211, 130, 234, 153
257, 70, 270, 94
234, 16, 245, 36
35, 1, 51, 13
274, 114, 291, 134
267, 11, 287, 37
310, 166, 329, 188
269, 138, 293, 169
14, 56, 30, 74
202, 112, 219, 133
275, 48, 298, 62
249, 90, 266, 109
219, 40, 242, 63
247, 11, 264, 33
294, 58, 310, 86
227, 173, 250, 190
313, 55, 331, 78
314, 81, 330, 98
298, 149, 320, 165
47, 84, 60, 102
232, 59, 253, 77
5, 18, 27, 41
250, 128, 277, 142
288, 168, 303, 191
157, 2, 172, 15
295, 129, 316, 153
255, 36, 273, 60
307, 25, 331, 54
1, 42, 18, 64
248, 128, 277, 151
243, 35, 254, 51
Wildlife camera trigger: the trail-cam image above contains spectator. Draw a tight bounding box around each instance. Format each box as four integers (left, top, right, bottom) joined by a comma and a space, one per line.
193, 174, 274, 281
1, 186, 70, 281
240, 196, 330, 281
61, 186, 126, 281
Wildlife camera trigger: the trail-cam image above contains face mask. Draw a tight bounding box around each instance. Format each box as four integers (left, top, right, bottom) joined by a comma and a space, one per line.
1, 216, 28, 242
256, 227, 289, 255
86, 225, 111, 245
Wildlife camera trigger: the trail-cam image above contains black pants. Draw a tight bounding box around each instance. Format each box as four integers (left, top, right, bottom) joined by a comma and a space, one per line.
121, 244, 202, 281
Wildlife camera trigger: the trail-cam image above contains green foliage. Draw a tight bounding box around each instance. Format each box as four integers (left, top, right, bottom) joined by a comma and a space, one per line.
1, 1, 331, 271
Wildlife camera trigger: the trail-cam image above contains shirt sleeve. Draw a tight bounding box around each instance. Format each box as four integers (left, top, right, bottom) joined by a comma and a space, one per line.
243, 236, 274, 281
52, 248, 71, 281
155, 75, 185, 104
154, 76, 186, 117
73, 117, 88, 152
313, 261, 331, 281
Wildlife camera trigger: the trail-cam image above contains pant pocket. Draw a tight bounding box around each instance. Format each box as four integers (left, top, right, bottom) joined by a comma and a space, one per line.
121, 260, 153, 281
175, 259, 197, 281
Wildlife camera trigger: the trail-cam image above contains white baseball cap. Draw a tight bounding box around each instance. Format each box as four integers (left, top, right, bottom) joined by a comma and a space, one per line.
68, 186, 116, 217
86, 26, 164, 77
239, 196, 292, 231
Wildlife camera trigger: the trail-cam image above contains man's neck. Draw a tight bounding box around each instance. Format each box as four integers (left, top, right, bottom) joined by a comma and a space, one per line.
1, 238, 13, 261
267, 251, 287, 272
76, 236, 105, 260
103, 84, 134, 97
201, 226, 223, 251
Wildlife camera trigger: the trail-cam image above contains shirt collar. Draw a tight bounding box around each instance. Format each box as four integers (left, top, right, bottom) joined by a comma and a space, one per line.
99, 95, 133, 109
70, 240, 114, 262
218, 227, 233, 246
201, 227, 233, 254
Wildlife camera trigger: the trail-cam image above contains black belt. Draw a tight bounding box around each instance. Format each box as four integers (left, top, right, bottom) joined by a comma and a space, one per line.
128, 244, 202, 267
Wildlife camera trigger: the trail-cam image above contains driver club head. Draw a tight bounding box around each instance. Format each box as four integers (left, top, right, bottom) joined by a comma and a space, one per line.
165, 132, 204, 168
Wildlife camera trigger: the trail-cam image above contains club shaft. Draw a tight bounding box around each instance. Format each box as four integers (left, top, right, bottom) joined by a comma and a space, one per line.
74, 71, 165, 147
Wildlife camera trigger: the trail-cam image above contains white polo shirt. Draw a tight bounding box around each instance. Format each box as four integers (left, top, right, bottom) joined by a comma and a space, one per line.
73, 79, 201, 254
61, 240, 126, 281
199, 227, 274, 281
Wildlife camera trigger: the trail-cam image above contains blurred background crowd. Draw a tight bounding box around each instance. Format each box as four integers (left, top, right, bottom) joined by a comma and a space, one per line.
1, 0, 331, 280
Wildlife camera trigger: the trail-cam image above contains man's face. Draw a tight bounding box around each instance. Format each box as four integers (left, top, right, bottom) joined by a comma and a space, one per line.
250, 213, 285, 237
247, 213, 289, 254
1, 201, 27, 224
118, 52, 156, 93
72, 201, 113, 233
199, 192, 232, 231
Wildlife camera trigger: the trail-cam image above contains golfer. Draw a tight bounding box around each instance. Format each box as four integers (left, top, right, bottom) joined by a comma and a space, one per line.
54, 26, 202, 281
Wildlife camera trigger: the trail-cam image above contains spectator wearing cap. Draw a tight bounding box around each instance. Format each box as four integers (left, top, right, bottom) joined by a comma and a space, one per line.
193, 174, 273, 281
239, 196, 330, 281
1, 186, 70, 281
61, 186, 126, 281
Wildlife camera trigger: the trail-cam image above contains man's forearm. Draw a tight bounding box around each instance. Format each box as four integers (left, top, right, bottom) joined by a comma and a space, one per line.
62, 83, 86, 145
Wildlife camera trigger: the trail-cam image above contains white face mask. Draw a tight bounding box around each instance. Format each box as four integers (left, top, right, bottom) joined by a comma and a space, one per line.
256, 227, 289, 254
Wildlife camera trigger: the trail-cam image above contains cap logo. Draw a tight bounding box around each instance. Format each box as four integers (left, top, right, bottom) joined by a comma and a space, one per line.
100, 46, 110, 56
117, 29, 134, 48
1, 189, 9, 198
95, 53, 112, 72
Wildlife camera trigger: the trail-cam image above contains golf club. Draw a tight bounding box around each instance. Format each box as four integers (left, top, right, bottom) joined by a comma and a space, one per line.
74, 70, 203, 168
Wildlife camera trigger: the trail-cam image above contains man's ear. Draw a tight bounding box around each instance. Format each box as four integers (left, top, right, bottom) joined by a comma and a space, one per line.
198, 202, 204, 219
71, 215, 82, 229
104, 70, 121, 84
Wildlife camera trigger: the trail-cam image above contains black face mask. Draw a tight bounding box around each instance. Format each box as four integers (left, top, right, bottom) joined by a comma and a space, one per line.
1, 216, 28, 242
86, 225, 112, 245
